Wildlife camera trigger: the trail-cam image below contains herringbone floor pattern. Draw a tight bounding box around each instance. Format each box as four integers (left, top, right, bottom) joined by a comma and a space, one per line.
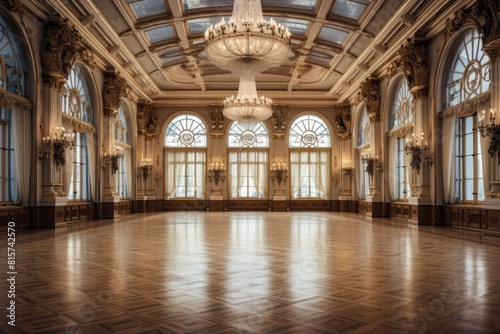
1, 211, 499, 333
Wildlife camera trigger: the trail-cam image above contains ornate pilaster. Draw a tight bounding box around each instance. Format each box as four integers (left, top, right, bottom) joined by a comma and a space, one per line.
102, 73, 128, 215
136, 102, 157, 200
333, 104, 351, 140
209, 105, 225, 138
40, 17, 82, 200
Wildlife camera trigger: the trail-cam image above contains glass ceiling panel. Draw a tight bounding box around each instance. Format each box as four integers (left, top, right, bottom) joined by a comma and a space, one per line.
129, 0, 167, 19
262, 0, 317, 11
187, 17, 224, 35
264, 17, 309, 36
145, 24, 176, 44
183, 0, 233, 10
318, 26, 349, 45
331, 0, 369, 21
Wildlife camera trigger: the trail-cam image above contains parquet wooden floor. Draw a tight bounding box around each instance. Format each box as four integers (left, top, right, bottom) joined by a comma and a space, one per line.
1, 211, 500, 333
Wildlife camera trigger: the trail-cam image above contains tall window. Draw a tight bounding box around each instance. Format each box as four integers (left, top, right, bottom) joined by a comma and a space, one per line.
63, 63, 95, 201
164, 114, 206, 199
289, 115, 331, 199
228, 122, 268, 199
455, 116, 484, 202
444, 29, 489, 203
115, 105, 130, 199
357, 106, 370, 199
390, 76, 413, 200
0, 12, 30, 205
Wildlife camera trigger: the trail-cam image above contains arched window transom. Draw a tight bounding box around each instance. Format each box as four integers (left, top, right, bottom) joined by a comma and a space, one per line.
289, 115, 331, 148
165, 114, 207, 148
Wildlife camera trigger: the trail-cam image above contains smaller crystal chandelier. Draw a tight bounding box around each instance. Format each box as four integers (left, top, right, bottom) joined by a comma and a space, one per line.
205, 0, 290, 127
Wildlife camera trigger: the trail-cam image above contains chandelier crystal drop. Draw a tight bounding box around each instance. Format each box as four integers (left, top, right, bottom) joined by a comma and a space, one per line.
204, 0, 291, 77
223, 75, 273, 130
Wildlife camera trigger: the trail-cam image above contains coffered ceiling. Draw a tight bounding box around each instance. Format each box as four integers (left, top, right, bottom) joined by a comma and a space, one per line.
36, 0, 458, 105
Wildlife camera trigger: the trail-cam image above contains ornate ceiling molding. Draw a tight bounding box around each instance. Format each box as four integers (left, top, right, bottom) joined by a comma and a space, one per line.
359, 78, 380, 123
103, 72, 128, 117
0, 0, 21, 12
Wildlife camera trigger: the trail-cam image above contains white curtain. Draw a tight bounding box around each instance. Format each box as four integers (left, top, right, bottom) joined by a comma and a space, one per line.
166, 150, 205, 199
11, 105, 31, 205
85, 131, 96, 201
388, 135, 398, 201
442, 115, 456, 204
63, 126, 74, 198
125, 148, 133, 199
290, 151, 310, 199
229, 151, 267, 198
312, 151, 329, 198
355, 149, 365, 199
480, 129, 491, 198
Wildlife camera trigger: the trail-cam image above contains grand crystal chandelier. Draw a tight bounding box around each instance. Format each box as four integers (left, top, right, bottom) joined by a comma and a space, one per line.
205, 0, 290, 128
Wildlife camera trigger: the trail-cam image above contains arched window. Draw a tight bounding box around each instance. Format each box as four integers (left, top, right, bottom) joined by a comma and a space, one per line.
0, 12, 31, 205
443, 29, 488, 203
289, 115, 331, 199
388, 77, 413, 201
356, 106, 370, 199
164, 114, 206, 199
228, 121, 268, 199
62, 62, 95, 201
115, 105, 131, 199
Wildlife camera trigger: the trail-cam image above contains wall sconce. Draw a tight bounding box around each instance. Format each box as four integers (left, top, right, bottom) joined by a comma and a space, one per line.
138, 158, 153, 181
341, 161, 353, 178
270, 161, 288, 186
39, 126, 75, 167
361, 153, 382, 176
405, 132, 428, 174
102, 146, 124, 174
478, 108, 500, 163
208, 159, 226, 186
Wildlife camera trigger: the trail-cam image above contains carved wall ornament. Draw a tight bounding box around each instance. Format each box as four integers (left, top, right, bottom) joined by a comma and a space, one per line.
209, 105, 225, 136
386, 123, 414, 138
0, 0, 22, 12
296, 64, 313, 78
359, 78, 380, 123
181, 64, 198, 78
444, 7, 470, 43
103, 72, 127, 116
135, 102, 158, 135
333, 104, 351, 140
271, 105, 287, 136
397, 39, 428, 94
41, 18, 81, 87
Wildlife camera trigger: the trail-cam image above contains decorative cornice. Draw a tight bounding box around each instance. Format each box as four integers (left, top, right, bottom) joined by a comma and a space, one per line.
103, 72, 127, 116
41, 17, 81, 87
62, 113, 95, 133
209, 105, 225, 137
387, 123, 414, 138
359, 78, 380, 123
0, 88, 32, 109
439, 92, 490, 118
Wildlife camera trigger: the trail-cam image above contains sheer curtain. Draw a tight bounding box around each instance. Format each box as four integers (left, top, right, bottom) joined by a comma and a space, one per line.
290, 151, 310, 199
166, 150, 205, 199
246, 151, 267, 198
442, 115, 456, 204
388, 136, 398, 201
125, 148, 133, 199
63, 127, 74, 197
355, 149, 365, 199
312, 151, 329, 198
85, 131, 95, 201
194, 151, 205, 198
12, 105, 31, 205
